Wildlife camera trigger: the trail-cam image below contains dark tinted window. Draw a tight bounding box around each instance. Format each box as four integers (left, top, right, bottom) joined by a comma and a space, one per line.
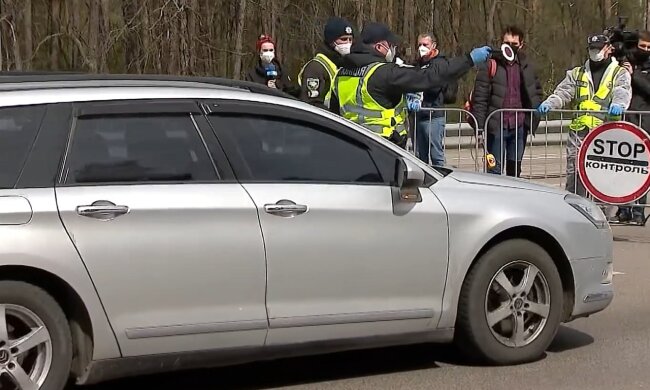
64, 115, 217, 184
0, 105, 46, 189
216, 115, 385, 183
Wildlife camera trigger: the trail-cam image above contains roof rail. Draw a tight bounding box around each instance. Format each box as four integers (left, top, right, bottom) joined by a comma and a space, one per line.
0, 72, 296, 100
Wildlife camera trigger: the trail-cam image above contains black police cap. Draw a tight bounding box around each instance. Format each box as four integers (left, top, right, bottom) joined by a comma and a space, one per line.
360, 22, 401, 45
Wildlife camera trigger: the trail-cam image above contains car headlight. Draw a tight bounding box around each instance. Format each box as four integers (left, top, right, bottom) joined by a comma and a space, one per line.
564, 194, 609, 229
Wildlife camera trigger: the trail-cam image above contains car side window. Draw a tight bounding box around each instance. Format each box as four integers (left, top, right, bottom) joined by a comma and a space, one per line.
0, 105, 47, 189
213, 114, 387, 184
63, 115, 218, 185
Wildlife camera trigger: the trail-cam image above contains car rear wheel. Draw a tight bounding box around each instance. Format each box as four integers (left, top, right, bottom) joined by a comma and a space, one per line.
0, 281, 72, 390
456, 239, 564, 365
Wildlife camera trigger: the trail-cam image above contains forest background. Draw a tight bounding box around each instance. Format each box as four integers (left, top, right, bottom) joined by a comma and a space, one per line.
0, 0, 649, 101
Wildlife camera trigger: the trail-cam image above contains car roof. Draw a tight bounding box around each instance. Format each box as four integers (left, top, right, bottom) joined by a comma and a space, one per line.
0, 72, 296, 100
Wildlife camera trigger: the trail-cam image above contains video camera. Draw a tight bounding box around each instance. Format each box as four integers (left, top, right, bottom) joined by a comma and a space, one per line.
604, 16, 639, 62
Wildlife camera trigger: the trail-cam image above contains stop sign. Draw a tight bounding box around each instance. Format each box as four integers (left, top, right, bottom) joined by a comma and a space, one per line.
578, 121, 650, 204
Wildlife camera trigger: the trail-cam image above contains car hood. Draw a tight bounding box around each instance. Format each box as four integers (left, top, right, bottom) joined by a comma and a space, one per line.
445, 170, 568, 195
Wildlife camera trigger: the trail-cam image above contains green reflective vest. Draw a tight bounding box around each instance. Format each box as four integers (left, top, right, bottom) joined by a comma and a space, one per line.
333, 62, 407, 139
298, 53, 339, 109
570, 61, 623, 131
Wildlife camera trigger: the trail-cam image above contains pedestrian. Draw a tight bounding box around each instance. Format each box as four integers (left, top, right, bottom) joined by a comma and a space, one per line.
298, 17, 354, 109
538, 33, 632, 197
470, 25, 543, 177
407, 32, 459, 166
614, 31, 650, 224
330, 22, 491, 148
245, 34, 295, 93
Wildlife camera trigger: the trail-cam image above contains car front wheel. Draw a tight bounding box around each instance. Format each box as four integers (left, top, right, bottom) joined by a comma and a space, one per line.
456, 239, 564, 365
0, 281, 72, 390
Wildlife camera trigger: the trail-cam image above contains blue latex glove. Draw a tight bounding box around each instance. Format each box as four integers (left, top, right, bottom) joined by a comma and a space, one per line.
608, 104, 624, 116
470, 46, 491, 65
537, 102, 551, 114
406, 93, 421, 112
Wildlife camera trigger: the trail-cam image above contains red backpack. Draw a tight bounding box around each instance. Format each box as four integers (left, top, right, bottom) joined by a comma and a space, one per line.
464, 59, 497, 130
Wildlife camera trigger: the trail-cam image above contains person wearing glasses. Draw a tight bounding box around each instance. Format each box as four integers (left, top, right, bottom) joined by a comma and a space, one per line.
298, 17, 355, 110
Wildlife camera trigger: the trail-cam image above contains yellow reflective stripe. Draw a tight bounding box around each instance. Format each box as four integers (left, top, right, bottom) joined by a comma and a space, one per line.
342, 105, 383, 118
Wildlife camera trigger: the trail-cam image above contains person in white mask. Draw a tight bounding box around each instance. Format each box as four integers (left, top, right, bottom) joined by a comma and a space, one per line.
538, 33, 631, 197
246, 34, 296, 94
406, 33, 458, 166
298, 17, 355, 109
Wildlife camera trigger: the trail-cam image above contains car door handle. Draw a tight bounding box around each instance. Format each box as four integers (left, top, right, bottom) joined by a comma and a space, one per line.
264, 200, 308, 217
76, 201, 130, 220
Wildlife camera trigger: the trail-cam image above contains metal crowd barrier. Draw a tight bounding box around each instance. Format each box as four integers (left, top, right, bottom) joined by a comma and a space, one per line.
411, 107, 649, 226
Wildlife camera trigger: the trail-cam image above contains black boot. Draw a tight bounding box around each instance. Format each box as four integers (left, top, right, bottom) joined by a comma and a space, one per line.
506, 160, 517, 177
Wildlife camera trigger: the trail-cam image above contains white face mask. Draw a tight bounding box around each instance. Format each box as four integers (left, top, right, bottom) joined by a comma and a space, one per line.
260, 51, 275, 64
418, 45, 430, 58
385, 46, 396, 62
589, 48, 605, 62
334, 43, 352, 56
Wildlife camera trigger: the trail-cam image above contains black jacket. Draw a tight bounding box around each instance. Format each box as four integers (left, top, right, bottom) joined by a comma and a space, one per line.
470, 52, 543, 134
628, 58, 650, 132
415, 53, 459, 119
299, 45, 345, 109
330, 43, 473, 116
245, 59, 299, 96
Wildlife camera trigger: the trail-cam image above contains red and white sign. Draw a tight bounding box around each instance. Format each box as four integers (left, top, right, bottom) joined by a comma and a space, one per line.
578, 121, 650, 204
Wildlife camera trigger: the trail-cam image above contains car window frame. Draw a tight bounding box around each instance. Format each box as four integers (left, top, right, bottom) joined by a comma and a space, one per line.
203, 99, 403, 186
58, 100, 225, 187
0, 104, 49, 189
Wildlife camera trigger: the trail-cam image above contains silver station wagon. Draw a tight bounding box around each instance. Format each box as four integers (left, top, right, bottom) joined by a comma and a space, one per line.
0, 75, 613, 390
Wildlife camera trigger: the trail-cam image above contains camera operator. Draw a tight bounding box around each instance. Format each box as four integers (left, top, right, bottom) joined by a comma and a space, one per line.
616, 31, 650, 224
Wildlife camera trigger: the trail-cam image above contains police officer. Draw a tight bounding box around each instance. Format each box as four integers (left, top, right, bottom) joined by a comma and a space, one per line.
538, 34, 631, 197
298, 17, 354, 109
331, 22, 491, 148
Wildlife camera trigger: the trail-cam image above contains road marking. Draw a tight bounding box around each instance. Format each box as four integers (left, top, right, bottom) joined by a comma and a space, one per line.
613, 271, 625, 275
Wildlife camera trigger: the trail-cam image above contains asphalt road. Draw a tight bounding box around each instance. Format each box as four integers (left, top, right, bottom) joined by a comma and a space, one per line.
76, 224, 650, 390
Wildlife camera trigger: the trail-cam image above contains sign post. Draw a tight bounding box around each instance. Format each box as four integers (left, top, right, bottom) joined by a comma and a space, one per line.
578, 121, 650, 205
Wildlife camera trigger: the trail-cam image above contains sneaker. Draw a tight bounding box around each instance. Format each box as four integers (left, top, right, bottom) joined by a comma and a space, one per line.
632, 215, 647, 225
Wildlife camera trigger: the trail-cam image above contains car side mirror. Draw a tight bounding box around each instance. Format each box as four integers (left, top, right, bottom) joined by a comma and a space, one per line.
395, 158, 424, 203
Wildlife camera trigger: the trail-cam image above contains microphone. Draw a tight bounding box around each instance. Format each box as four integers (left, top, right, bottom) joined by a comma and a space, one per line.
265, 63, 278, 79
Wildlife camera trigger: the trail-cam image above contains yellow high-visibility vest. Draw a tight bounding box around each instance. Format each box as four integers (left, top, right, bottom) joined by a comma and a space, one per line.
333, 62, 407, 139
298, 53, 338, 108
570, 62, 623, 131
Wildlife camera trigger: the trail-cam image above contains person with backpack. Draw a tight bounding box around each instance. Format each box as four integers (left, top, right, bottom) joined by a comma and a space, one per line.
469, 25, 543, 177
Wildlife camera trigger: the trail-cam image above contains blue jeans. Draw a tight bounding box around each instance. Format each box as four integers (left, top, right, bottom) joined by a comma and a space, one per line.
415, 116, 445, 166
486, 127, 526, 176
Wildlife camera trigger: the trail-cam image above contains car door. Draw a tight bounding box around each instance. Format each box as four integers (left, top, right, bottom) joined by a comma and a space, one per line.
55, 100, 268, 357
206, 100, 450, 345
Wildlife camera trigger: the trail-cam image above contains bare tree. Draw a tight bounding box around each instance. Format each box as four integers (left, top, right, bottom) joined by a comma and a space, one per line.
233, 0, 247, 79
22, 0, 32, 69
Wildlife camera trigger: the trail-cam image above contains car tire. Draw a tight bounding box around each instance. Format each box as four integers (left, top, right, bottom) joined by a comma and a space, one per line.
455, 239, 564, 365
0, 281, 72, 390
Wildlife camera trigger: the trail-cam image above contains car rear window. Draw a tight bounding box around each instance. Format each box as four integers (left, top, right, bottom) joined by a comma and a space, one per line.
0, 105, 46, 189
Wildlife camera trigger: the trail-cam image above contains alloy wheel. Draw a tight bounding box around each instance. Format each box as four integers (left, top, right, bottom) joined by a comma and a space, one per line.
0, 304, 53, 390
484, 261, 551, 348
